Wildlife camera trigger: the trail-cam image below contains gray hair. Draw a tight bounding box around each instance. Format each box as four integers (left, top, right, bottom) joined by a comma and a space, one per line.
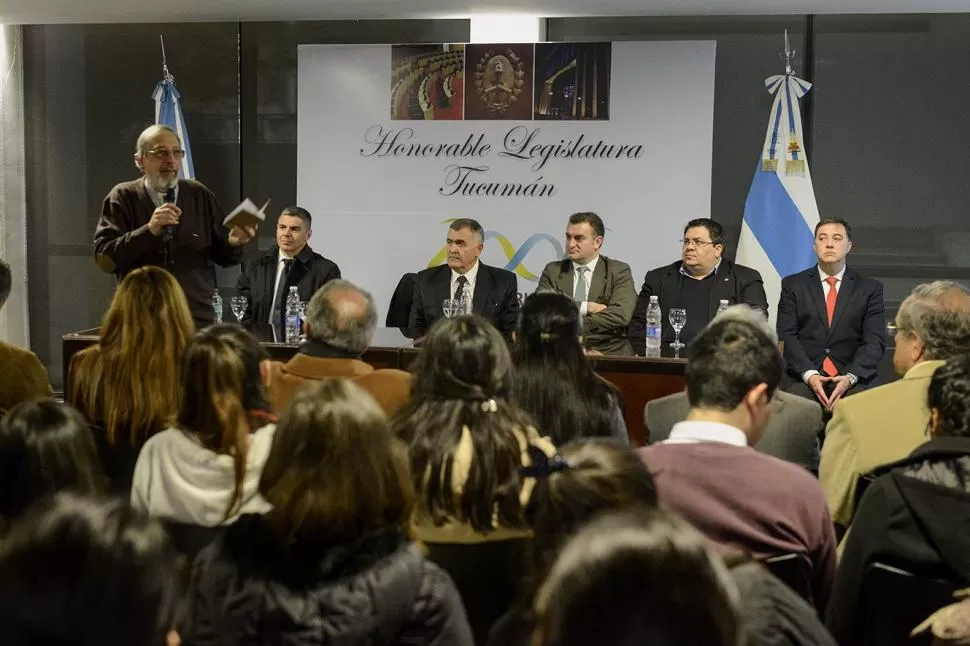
449, 218, 484, 244
305, 279, 377, 354
897, 281, 970, 361
134, 124, 179, 157
711, 304, 777, 344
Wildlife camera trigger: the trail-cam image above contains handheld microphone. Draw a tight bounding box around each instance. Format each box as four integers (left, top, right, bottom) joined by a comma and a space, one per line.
162, 187, 176, 242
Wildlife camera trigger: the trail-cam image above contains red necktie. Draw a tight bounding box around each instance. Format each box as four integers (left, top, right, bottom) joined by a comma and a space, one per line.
822, 276, 839, 376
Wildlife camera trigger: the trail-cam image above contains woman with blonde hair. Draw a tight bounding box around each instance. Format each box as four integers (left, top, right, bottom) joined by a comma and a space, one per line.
68, 266, 194, 492
131, 324, 276, 529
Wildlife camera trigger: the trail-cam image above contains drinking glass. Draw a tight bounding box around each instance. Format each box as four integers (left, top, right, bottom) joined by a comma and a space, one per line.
230, 296, 248, 322
669, 307, 687, 351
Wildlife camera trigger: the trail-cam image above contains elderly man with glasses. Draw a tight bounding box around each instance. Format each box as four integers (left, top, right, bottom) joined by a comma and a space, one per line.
94, 124, 256, 327
629, 218, 768, 347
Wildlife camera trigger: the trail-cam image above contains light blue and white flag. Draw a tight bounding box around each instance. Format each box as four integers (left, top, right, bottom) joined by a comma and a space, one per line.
736, 70, 820, 325
153, 70, 196, 179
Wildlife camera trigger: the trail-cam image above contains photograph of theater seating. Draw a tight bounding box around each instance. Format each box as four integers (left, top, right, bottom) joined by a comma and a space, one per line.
534, 42, 611, 120
390, 44, 465, 120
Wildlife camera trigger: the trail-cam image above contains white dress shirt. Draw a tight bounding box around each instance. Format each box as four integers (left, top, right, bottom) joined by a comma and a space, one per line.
145, 179, 179, 207
663, 420, 749, 447
451, 260, 479, 315
680, 258, 722, 280
573, 254, 599, 316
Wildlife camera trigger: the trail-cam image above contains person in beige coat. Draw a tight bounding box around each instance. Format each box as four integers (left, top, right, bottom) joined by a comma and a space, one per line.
820, 281, 970, 529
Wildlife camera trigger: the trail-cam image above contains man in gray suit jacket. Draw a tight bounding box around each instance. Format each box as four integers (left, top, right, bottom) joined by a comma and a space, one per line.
537, 212, 637, 339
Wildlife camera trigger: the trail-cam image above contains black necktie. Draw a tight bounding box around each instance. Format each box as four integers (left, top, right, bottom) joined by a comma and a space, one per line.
454, 276, 468, 311
270, 258, 293, 327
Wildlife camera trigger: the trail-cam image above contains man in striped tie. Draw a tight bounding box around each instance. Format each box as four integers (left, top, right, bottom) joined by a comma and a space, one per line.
777, 218, 887, 411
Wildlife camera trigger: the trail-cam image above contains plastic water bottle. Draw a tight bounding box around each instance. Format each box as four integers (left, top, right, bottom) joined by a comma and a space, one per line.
645, 295, 662, 351
284, 286, 302, 345
211, 289, 223, 324
717, 299, 730, 316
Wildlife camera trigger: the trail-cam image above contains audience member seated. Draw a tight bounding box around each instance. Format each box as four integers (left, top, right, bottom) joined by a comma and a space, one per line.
509, 291, 627, 445
0, 493, 181, 646
530, 509, 741, 646
131, 324, 276, 533
0, 259, 52, 414
267, 279, 411, 416
821, 280, 970, 529
390, 315, 555, 644
68, 265, 194, 493
646, 389, 822, 472
181, 379, 473, 646
639, 305, 837, 612
489, 438, 834, 646
827, 355, 970, 646
0, 399, 105, 528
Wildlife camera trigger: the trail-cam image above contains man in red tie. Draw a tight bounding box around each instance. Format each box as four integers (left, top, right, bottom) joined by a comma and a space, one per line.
777, 218, 887, 410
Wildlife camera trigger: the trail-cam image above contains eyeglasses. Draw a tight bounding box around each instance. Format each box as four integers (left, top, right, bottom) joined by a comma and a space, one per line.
145, 148, 185, 160
680, 238, 716, 248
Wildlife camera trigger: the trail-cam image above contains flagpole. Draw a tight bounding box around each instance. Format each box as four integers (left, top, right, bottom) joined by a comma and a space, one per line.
160, 34, 173, 83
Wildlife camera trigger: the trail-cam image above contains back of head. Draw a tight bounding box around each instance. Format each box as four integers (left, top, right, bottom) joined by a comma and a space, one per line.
0, 258, 11, 309
686, 307, 782, 411
532, 509, 740, 646
928, 354, 970, 439
0, 399, 105, 521
0, 493, 180, 646
178, 324, 270, 519
392, 315, 533, 532
80, 266, 194, 445
527, 438, 657, 574
304, 279, 377, 354
260, 378, 412, 545
511, 292, 615, 444
898, 281, 970, 361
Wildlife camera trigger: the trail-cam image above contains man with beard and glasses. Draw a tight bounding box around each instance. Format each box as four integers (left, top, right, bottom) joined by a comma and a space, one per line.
94, 124, 256, 327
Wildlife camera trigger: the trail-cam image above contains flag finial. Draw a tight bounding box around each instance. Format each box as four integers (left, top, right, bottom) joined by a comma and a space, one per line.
782, 29, 795, 76
159, 34, 174, 83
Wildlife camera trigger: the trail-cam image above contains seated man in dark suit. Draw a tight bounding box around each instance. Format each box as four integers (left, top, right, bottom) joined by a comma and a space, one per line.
409, 218, 519, 335
267, 279, 410, 416
0, 259, 52, 413
236, 206, 340, 331
629, 218, 768, 346
777, 217, 886, 410
537, 212, 636, 340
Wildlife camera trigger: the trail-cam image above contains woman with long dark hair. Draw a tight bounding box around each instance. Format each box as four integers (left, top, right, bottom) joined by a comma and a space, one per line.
130, 324, 276, 527
510, 291, 626, 445
390, 314, 555, 643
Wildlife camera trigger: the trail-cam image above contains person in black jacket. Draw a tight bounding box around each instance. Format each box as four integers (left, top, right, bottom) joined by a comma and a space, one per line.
629, 218, 768, 346
827, 354, 970, 646
236, 206, 340, 331
181, 378, 473, 646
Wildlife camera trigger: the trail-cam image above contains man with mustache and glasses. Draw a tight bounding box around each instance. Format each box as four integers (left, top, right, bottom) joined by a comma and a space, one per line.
409, 218, 519, 335
94, 125, 256, 327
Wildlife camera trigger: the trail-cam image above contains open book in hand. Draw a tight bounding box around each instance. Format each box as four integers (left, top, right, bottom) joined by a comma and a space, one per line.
223, 198, 270, 229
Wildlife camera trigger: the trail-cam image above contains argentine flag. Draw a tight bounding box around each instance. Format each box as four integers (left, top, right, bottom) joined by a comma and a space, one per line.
736, 72, 820, 325
153, 72, 196, 180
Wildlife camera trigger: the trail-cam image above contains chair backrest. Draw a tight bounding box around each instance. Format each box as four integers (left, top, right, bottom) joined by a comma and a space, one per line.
761, 552, 814, 606
863, 562, 962, 646
386, 273, 417, 327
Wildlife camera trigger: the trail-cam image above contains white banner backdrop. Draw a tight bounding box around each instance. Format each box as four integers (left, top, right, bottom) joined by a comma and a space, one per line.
297, 41, 716, 322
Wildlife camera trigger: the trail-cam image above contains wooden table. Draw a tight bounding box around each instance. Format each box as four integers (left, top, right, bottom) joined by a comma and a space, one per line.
62, 327, 685, 446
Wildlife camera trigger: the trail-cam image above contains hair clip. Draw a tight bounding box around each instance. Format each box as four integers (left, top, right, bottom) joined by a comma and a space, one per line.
520, 444, 571, 478
480, 399, 498, 413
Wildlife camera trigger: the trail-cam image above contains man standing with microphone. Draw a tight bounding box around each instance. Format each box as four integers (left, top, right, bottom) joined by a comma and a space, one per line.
94, 125, 255, 327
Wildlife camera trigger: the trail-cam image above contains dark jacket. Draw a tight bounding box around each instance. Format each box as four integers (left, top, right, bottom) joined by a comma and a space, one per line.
826, 436, 970, 645
94, 178, 242, 325
409, 262, 520, 334
236, 245, 340, 329
181, 514, 473, 646
628, 258, 768, 342
777, 266, 886, 384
